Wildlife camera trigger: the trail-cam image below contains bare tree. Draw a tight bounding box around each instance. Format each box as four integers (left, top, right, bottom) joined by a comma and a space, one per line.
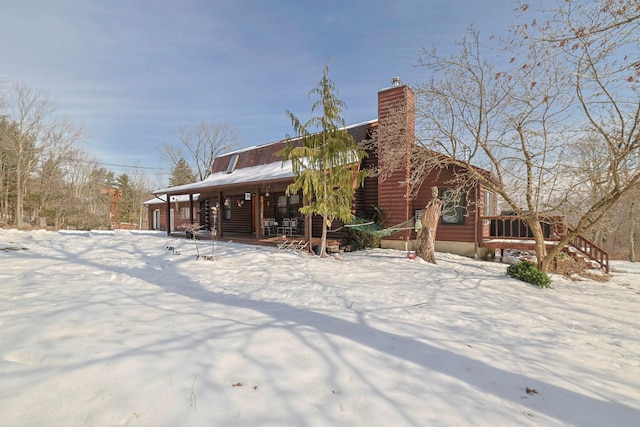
379, 0, 640, 273
528, 0, 640, 269
629, 202, 637, 262
1, 83, 54, 227
118, 166, 153, 229
588, 185, 640, 261
33, 118, 85, 226
0, 117, 18, 223
0, 82, 84, 228
61, 150, 113, 230
163, 121, 239, 181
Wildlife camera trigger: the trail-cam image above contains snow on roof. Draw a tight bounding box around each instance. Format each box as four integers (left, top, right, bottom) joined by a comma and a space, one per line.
143, 194, 200, 205
153, 160, 294, 195
343, 119, 377, 129
153, 120, 377, 196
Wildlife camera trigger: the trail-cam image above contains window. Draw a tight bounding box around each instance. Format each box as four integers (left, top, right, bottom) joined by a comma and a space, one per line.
276, 194, 300, 222
287, 194, 300, 218
483, 190, 496, 217
180, 207, 191, 220
414, 209, 423, 232
276, 195, 288, 221
441, 189, 466, 225
226, 154, 239, 174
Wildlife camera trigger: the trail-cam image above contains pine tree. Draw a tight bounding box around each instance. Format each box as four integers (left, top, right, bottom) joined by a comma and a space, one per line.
169, 157, 196, 187
278, 62, 367, 256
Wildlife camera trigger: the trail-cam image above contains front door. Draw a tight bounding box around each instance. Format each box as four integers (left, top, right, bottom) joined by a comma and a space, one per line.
153, 209, 160, 230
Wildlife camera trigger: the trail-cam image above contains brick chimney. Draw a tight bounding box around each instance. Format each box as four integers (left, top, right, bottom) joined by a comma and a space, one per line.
377, 78, 415, 248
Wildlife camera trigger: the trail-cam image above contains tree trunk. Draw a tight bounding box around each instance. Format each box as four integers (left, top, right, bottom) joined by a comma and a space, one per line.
416, 187, 443, 264
15, 156, 24, 228
319, 214, 329, 257
630, 203, 636, 263
529, 219, 550, 273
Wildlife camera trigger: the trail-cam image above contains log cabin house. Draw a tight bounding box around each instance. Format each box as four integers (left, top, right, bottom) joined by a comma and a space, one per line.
144, 79, 609, 270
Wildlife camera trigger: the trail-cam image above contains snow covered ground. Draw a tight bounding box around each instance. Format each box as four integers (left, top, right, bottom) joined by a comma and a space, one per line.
1, 229, 639, 426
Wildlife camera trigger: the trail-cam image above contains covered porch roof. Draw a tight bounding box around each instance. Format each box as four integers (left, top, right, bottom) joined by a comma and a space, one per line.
153, 160, 295, 196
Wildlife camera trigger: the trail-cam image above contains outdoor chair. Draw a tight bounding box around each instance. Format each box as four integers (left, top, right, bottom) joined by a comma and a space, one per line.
278, 218, 290, 235
288, 218, 298, 235
263, 218, 275, 236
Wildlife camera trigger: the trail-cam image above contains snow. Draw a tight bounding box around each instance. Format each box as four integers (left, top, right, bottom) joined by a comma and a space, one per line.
143, 194, 200, 206
1, 229, 639, 426
153, 160, 294, 195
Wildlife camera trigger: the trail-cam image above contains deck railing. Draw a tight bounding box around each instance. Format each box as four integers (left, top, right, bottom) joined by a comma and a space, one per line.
564, 228, 610, 273
481, 215, 609, 272
482, 215, 564, 241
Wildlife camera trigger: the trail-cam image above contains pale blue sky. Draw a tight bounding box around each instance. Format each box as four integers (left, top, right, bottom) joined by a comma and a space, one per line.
0, 0, 532, 184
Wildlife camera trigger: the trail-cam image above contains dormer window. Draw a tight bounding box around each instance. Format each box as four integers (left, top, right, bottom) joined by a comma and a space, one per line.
226, 154, 239, 174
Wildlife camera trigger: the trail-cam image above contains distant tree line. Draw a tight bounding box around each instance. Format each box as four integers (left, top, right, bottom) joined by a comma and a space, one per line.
0, 82, 153, 230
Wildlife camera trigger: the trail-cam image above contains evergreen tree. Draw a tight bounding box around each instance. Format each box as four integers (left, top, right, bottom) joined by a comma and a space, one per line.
169, 157, 196, 186
278, 62, 367, 256
115, 173, 131, 224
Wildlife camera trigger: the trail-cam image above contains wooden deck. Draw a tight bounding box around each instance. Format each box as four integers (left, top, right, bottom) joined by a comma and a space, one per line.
480, 216, 609, 272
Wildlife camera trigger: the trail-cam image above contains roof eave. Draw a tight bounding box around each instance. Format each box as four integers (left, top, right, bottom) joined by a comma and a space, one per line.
155, 176, 295, 197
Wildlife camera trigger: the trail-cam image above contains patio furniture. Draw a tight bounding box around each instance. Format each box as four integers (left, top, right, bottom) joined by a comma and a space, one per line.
277, 239, 309, 252
288, 218, 298, 235
277, 218, 290, 235
263, 218, 276, 235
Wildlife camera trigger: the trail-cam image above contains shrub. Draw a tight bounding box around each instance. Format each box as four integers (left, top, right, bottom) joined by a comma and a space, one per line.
506, 261, 552, 288
345, 225, 382, 251
345, 209, 384, 251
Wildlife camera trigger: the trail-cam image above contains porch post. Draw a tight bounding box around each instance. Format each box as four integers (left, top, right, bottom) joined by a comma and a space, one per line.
304, 191, 312, 252
255, 186, 262, 241
189, 194, 194, 226
165, 196, 171, 236
218, 191, 224, 238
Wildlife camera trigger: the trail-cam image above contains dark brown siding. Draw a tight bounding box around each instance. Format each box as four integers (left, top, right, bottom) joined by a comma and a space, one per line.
411, 167, 480, 243
353, 128, 379, 219
221, 194, 254, 233
146, 199, 193, 232
262, 193, 278, 219
308, 216, 348, 243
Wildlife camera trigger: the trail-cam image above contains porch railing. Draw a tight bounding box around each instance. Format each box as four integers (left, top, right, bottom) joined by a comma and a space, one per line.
564, 227, 610, 273
481, 215, 609, 272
